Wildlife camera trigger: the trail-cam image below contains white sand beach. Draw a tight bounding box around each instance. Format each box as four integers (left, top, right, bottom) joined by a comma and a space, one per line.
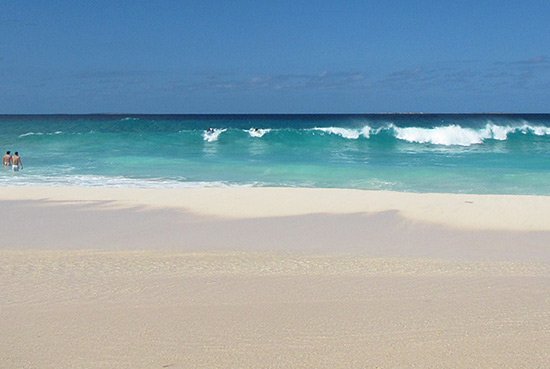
1, 187, 549, 368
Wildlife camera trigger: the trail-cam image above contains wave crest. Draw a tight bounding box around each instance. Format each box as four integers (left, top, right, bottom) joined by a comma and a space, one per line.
248, 128, 271, 138
14, 121, 550, 147
19, 131, 63, 138
313, 127, 369, 139
310, 122, 549, 146
392, 124, 485, 146
203, 128, 227, 142
391, 123, 550, 146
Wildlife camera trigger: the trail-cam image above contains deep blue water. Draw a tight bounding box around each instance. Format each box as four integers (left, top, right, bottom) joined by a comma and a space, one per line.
0, 114, 549, 194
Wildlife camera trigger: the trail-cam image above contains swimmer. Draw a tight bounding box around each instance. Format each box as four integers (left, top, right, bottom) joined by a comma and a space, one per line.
11, 152, 22, 171
2, 151, 11, 166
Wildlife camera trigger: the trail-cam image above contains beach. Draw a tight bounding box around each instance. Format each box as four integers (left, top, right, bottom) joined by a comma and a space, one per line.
1, 186, 549, 368
3, 0, 550, 366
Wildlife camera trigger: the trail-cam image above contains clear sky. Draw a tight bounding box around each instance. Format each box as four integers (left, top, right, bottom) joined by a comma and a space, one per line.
1, 0, 549, 113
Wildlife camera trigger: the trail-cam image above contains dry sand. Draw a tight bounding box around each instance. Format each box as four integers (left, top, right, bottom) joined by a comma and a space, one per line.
1, 187, 549, 368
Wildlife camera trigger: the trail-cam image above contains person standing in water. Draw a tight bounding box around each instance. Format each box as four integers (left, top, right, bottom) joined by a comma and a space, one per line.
2, 151, 11, 166
11, 152, 23, 171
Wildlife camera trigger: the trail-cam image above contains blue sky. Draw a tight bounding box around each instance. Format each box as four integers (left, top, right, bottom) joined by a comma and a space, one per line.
1, 1, 549, 113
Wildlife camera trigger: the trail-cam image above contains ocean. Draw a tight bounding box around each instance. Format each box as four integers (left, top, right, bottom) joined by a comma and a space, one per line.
0, 114, 549, 195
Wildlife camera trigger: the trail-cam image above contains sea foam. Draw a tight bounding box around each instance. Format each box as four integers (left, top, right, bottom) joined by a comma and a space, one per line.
310, 122, 549, 146
19, 131, 63, 138
389, 123, 550, 146
313, 127, 369, 139
203, 128, 227, 142
248, 128, 271, 138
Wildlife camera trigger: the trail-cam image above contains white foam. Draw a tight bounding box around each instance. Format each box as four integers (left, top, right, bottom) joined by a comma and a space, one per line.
483, 123, 513, 140
482, 123, 550, 140
309, 122, 550, 145
18, 131, 63, 138
479, 122, 550, 141
522, 124, 550, 136
202, 128, 227, 142
19, 132, 42, 137
392, 125, 484, 146
360, 126, 372, 138
0, 173, 256, 189
248, 128, 271, 138
313, 127, 369, 139
389, 122, 550, 146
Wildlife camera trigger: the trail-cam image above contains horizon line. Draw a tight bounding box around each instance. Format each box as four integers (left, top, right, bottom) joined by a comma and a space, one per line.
1, 112, 549, 116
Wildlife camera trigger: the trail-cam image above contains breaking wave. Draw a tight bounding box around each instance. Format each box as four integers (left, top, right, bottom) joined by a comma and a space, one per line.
389, 123, 550, 146
313, 127, 371, 139
248, 128, 271, 137
14, 122, 550, 147
312, 122, 550, 146
202, 128, 227, 142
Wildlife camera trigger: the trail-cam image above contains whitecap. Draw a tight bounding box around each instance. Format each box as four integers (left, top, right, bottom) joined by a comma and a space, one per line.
392, 125, 485, 146
388, 122, 550, 146
313, 127, 362, 139
522, 124, 550, 136
248, 128, 271, 138
18, 131, 63, 138
19, 132, 43, 137
360, 126, 372, 139
203, 128, 227, 142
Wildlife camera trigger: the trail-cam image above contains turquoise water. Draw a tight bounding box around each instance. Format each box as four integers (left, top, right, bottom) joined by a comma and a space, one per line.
0, 114, 549, 194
